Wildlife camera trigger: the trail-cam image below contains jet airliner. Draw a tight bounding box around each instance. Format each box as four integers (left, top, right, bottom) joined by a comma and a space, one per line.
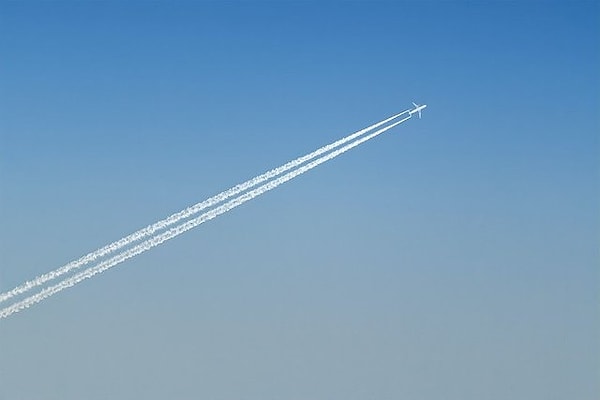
409, 102, 427, 118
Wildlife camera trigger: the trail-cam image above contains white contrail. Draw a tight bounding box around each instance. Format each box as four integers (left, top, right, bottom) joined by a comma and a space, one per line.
0, 110, 410, 304
0, 114, 413, 319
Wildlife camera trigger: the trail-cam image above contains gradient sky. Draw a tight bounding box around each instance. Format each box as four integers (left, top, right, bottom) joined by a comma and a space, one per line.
1, 1, 598, 399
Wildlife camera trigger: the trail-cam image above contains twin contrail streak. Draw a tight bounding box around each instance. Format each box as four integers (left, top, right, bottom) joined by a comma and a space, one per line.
0, 111, 410, 305
0, 103, 426, 319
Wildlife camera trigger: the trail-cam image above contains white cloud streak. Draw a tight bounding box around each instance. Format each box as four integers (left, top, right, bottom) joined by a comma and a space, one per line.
0, 114, 412, 319
0, 110, 409, 304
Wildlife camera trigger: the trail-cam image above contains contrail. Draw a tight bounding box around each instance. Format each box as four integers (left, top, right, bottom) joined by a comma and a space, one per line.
0, 114, 414, 319
0, 110, 410, 304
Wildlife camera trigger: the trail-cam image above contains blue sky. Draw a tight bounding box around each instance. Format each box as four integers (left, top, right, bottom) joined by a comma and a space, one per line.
1, 1, 598, 399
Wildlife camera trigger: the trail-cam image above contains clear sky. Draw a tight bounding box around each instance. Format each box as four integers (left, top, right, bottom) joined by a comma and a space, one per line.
0, 1, 598, 399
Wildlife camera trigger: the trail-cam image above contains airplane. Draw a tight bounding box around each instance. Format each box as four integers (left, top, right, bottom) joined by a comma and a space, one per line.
409, 102, 427, 118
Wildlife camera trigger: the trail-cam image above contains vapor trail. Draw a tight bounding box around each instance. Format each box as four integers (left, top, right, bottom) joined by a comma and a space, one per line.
0, 114, 412, 319
0, 110, 409, 304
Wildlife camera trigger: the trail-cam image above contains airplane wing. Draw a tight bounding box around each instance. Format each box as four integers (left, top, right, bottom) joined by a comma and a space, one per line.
412, 102, 422, 118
